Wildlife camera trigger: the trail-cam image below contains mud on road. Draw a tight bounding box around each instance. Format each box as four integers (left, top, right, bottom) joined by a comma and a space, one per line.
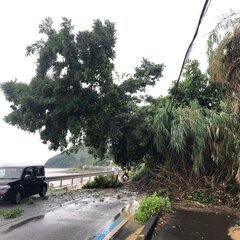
0, 187, 137, 227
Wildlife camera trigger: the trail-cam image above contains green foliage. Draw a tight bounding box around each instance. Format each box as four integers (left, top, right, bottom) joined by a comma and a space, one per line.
154, 102, 239, 183
207, 11, 240, 85
120, 58, 164, 94
152, 13, 240, 189
1, 17, 164, 169
130, 163, 150, 181
2, 14, 239, 194
156, 188, 171, 198
110, 103, 163, 168
168, 60, 224, 110
135, 193, 171, 224
82, 174, 120, 189
0, 208, 24, 219
188, 190, 214, 204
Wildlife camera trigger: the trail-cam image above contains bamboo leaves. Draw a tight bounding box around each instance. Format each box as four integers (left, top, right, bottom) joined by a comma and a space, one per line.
154, 103, 239, 181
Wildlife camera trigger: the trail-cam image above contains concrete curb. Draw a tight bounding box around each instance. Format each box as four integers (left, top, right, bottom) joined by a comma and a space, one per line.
136, 213, 160, 240
93, 204, 132, 240
94, 201, 160, 240
103, 216, 130, 240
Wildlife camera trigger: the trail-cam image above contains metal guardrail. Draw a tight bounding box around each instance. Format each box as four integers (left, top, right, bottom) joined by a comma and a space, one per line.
46, 170, 116, 188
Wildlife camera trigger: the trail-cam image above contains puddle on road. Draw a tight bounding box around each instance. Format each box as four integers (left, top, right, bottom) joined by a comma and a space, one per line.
152, 209, 240, 240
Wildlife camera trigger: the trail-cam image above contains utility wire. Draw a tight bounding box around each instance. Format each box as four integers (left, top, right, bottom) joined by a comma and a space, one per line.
166, 0, 212, 113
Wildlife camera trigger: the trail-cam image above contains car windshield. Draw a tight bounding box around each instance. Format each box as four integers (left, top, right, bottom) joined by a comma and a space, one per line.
0, 167, 23, 179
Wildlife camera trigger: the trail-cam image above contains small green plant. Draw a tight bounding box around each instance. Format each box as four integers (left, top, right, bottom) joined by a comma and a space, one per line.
0, 208, 24, 219
157, 188, 171, 198
188, 190, 214, 204
130, 163, 149, 181
82, 174, 119, 189
135, 193, 171, 224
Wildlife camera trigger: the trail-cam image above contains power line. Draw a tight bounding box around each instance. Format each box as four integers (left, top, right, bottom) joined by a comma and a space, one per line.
166, 0, 212, 113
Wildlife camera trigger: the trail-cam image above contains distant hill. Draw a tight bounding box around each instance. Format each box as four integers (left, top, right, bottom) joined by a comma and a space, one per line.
44, 146, 97, 168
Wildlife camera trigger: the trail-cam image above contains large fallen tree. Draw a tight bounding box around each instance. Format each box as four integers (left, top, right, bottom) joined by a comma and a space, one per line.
153, 12, 240, 190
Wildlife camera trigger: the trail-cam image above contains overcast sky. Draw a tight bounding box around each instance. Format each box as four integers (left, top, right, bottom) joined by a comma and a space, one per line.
0, 0, 239, 166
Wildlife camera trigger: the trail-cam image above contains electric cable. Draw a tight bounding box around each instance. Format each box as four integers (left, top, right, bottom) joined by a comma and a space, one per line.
166, 0, 212, 113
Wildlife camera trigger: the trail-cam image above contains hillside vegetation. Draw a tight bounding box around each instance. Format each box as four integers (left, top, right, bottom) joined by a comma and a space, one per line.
44, 146, 97, 168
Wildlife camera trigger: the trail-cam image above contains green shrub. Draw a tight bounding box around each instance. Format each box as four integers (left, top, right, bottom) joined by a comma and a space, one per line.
156, 188, 171, 198
135, 193, 171, 224
82, 174, 119, 189
0, 208, 24, 219
188, 190, 214, 204
130, 163, 149, 181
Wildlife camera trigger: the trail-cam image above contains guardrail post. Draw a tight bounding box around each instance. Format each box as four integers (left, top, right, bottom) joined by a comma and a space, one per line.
71, 178, 74, 187
60, 179, 63, 187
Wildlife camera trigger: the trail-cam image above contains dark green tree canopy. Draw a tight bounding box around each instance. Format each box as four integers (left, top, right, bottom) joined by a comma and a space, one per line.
1, 18, 164, 167
168, 60, 224, 110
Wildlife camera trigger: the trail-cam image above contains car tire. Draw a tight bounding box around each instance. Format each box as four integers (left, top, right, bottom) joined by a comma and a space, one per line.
12, 190, 22, 204
39, 185, 47, 197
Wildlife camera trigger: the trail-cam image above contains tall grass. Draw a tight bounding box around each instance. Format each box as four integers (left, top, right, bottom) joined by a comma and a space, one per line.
153, 103, 239, 186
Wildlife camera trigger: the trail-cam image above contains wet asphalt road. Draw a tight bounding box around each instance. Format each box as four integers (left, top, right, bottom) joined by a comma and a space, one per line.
152, 209, 240, 240
0, 194, 132, 240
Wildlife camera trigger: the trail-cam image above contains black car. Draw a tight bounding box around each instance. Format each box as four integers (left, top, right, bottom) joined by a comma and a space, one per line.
0, 166, 48, 204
